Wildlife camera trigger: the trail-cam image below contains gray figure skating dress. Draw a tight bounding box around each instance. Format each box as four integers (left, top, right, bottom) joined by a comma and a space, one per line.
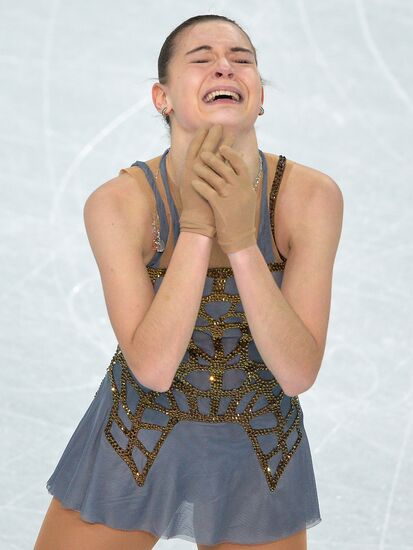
46, 149, 322, 546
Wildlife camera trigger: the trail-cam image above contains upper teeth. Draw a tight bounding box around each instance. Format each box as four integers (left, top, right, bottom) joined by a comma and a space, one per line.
204, 90, 241, 103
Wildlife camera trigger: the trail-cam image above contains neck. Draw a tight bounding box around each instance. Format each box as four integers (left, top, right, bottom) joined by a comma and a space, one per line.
166, 126, 261, 189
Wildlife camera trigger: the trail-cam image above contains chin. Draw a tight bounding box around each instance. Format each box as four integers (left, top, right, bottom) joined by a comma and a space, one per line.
210, 116, 255, 130
205, 114, 245, 125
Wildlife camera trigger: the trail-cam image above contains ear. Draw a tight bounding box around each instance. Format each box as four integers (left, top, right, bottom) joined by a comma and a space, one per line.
152, 82, 169, 113
261, 85, 264, 105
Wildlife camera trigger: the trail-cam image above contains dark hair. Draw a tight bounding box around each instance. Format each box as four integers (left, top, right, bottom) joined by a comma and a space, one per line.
157, 15, 264, 131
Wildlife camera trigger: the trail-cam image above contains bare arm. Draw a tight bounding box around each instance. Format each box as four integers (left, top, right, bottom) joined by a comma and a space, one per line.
130, 231, 212, 392
227, 170, 343, 397
83, 174, 212, 393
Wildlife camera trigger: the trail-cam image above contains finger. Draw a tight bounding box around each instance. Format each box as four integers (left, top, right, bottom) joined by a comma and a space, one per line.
216, 130, 236, 162
220, 130, 236, 149
187, 127, 209, 160
218, 145, 245, 175
193, 160, 228, 193
200, 124, 223, 155
199, 150, 236, 180
191, 177, 216, 203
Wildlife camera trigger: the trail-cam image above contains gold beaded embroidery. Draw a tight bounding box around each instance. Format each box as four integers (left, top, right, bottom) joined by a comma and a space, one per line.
104, 153, 297, 491
104, 260, 303, 492
269, 155, 288, 262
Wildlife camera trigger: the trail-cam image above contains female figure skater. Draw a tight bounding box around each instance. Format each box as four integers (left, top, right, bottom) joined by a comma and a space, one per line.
34, 14, 343, 550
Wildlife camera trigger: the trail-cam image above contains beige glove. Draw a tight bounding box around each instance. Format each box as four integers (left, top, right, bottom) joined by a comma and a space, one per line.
191, 144, 258, 254
178, 125, 234, 238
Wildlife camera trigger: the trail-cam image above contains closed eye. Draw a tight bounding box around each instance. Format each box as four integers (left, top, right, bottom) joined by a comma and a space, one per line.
193, 59, 252, 64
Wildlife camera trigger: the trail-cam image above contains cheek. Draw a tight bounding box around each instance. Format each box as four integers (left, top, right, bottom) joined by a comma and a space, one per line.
175, 77, 202, 103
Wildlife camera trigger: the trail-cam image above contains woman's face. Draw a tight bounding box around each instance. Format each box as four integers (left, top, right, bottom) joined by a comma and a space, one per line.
164, 21, 263, 134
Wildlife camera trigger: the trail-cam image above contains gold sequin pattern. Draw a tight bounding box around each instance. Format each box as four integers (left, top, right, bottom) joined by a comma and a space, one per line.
104, 260, 303, 492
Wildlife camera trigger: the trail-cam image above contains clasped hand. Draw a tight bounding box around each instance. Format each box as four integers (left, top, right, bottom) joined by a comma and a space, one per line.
191, 128, 258, 255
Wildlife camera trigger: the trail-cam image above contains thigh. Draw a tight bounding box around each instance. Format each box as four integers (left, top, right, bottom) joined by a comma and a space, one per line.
34, 496, 160, 550
197, 528, 307, 550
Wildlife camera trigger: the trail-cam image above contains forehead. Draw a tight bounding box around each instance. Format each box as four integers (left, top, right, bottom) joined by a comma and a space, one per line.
177, 21, 251, 51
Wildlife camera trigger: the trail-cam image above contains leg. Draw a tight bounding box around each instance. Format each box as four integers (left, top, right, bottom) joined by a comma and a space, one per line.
34, 496, 160, 550
197, 528, 307, 550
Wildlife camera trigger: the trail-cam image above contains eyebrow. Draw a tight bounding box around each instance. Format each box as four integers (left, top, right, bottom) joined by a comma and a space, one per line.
185, 45, 255, 56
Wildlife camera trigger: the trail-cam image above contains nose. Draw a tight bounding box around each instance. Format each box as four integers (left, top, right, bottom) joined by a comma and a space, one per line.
214, 57, 234, 78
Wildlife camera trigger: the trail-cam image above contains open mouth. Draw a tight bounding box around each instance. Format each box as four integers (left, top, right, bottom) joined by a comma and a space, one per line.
203, 90, 243, 104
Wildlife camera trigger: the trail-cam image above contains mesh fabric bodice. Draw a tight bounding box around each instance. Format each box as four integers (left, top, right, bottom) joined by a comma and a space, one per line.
104, 150, 304, 492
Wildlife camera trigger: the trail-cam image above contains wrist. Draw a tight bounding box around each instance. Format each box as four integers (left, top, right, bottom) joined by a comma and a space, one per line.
219, 232, 257, 255
179, 228, 215, 240
179, 220, 216, 239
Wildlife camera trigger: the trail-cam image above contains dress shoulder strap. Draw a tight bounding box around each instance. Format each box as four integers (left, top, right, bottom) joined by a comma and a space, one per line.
120, 161, 169, 268
269, 155, 288, 262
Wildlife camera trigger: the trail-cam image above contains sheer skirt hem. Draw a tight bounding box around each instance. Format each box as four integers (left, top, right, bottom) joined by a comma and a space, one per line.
46, 486, 321, 546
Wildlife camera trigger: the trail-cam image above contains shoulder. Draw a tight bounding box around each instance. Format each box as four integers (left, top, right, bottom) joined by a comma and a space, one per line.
84, 155, 164, 218
82, 158, 162, 254
284, 158, 344, 251
265, 152, 341, 202
266, 154, 343, 253
286, 159, 343, 211
84, 172, 149, 221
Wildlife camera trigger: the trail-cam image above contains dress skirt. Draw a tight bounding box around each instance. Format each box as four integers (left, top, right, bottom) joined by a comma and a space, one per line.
46, 358, 322, 546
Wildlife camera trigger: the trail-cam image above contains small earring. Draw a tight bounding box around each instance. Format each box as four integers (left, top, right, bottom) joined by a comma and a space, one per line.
161, 107, 168, 118
259, 106, 264, 116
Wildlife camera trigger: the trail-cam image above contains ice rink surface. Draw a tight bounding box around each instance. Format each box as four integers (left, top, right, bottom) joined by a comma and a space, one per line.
1, 1, 412, 548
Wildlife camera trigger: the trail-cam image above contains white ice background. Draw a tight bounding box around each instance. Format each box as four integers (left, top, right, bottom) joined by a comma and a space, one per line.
1, 1, 412, 548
